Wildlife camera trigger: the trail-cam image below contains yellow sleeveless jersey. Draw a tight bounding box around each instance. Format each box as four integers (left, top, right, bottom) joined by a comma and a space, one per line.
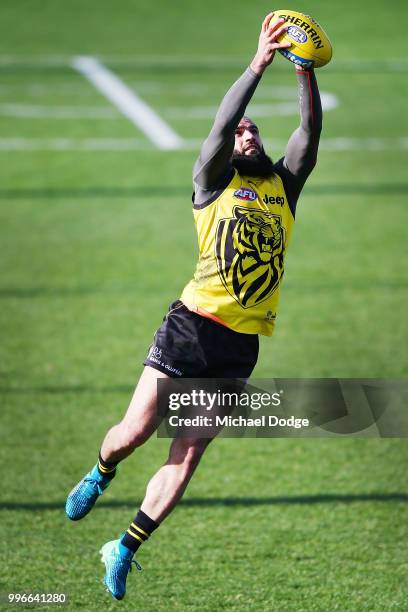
181, 170, 295, 336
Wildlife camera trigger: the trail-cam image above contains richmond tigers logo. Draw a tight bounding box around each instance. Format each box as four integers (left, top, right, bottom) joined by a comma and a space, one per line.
216, 206, 285, 308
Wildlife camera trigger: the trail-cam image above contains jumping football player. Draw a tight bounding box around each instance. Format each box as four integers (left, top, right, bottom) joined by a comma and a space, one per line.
65, 12, 322, 600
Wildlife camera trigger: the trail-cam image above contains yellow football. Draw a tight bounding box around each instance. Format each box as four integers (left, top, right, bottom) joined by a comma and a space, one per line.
274, 9, 332, 68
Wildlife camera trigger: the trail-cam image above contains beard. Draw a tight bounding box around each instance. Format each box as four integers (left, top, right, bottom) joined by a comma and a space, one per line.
231, 148, 275, 178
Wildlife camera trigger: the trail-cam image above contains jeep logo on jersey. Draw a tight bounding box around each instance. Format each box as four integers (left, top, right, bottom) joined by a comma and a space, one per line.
233, 188, 257, 202
287, 25, 308, 44
216, 206, 285, 309
262, 194, 285, 206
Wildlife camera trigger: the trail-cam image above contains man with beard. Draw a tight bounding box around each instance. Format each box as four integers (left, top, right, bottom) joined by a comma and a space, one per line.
65, 12, 322, 600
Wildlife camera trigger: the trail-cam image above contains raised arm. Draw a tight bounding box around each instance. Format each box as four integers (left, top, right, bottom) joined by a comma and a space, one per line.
193, 13, 291, 191
283, 67, 322, 182
193, 68, 261, 190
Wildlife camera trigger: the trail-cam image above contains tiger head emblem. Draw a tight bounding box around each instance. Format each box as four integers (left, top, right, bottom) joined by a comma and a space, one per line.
216, 207, 285, 308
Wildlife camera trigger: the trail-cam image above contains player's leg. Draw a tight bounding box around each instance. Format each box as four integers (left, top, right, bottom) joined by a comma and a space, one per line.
101, 436, 210, 600
65, 366, 170, 521
142, 436, 210, 521
100, 365, 170, 463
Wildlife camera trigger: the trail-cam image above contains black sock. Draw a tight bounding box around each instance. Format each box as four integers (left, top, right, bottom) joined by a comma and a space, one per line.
120, 510, 159, 554
97, 451, 118, 479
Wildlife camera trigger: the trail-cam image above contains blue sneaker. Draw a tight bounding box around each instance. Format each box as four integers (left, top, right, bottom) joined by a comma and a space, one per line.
100, 538, 142, 600
65, 464, 114, 521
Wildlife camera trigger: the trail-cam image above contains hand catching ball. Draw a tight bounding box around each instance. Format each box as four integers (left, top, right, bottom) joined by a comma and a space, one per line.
273, 9, 332, 68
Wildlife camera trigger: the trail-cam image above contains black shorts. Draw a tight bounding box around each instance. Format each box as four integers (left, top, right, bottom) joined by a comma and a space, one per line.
144, 300, 259, 379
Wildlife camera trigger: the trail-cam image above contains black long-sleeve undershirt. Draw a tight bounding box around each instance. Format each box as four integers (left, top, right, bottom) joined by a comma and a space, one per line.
193, 65, 322, 215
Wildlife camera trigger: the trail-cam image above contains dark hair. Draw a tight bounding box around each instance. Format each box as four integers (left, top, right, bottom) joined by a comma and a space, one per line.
231, 147, 274, 178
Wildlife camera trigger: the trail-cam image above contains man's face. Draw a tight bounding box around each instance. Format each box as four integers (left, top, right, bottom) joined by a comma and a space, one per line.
234, 119, 263, 156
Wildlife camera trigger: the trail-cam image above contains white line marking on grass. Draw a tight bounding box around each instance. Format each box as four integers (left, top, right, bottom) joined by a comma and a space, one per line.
0, 138, 149, 151
2, 55, 408, 72
1, 137, 408, 152
0, 83, 102, 97
71, 56, 184, 150
0, 103, 119, 119
0, 90, 338, 121
165, 91, 338, 120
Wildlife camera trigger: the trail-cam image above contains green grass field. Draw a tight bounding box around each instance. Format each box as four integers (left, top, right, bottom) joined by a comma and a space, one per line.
1, 0, 407, 609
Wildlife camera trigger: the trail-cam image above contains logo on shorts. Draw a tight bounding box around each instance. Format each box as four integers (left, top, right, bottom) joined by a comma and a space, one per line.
148, 346, 162, 360
233, 188, 257, 202
147, 345, 183, 376
287, 25, 308, 44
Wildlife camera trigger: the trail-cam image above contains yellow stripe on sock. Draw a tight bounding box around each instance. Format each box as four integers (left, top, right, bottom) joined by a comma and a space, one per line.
98, 462, 115, 473
131, 523, 149, 538
126, 529, 143, 544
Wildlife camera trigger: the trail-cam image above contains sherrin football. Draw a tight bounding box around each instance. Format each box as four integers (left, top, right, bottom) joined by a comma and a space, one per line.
275, 9, 332, 68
